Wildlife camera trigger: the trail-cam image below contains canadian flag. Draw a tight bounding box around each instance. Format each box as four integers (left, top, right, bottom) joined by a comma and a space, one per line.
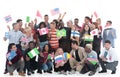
39, 28, 48, 36
90, 29, 98, 36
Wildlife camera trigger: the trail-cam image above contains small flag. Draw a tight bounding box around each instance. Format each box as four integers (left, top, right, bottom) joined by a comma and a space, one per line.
57, 29, 66, 38
20, 37, 29, 43
7, 51, 17, 61
26, 16, 30, 22
84, 34, 94, 42
36, 10, 42, 18
27, 48, 40, 59
94, 11, 98, 18
51, 8, 60, 16
47, 54, 54, 60
90, 29, 98, 36
63, 52, 71, 60
71, 30, 80, 37
39, 28, 48, 36
4, 15, 12, 23
55, 55, 63, 63
5, 32, 9, 39
87, 58, 98, 65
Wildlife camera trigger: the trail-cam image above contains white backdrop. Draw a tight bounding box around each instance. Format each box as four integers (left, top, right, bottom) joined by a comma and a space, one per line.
0, 0, 120, 77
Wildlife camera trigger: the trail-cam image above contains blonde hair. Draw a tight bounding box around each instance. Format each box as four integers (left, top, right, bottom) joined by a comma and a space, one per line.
86, 44, 92, 50
24, 27, 32, 34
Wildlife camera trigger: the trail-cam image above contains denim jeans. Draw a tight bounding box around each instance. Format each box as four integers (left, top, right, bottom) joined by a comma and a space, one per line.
40, 41, 48, 51
41, 61, 53, 71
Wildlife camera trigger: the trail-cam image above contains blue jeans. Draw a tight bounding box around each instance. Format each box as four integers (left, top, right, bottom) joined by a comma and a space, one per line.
40, 41, 48, 51
41, 62, 53, 71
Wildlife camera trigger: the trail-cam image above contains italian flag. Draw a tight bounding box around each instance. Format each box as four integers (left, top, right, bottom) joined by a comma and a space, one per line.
27, 48, 40, 59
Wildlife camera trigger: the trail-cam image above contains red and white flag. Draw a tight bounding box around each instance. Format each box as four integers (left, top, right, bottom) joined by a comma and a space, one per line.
90, 29, 98, 36
39, 28, 48, 36
36, 10, 42, 18
94, 11, 98, 18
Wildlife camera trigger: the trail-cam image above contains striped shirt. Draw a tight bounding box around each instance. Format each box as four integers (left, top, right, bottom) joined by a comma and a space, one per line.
48, 29, 59, 49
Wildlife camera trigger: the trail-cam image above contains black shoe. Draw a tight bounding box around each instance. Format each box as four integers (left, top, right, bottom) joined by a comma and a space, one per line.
27, 71, 31, 75
37, 70, 42, 74
4, 71, 8, 74
111, 70, 116, 74
47, 71, 52, 74
99, 70, 107, 73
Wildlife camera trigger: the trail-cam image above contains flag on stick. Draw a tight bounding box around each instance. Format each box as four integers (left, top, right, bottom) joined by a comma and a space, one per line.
51, 8, 60, 16
90, 29, 98, 36
36, 10, 42, 18
27, 48, 40, 59
26, 16, 30, 22
4, 15, 12, 23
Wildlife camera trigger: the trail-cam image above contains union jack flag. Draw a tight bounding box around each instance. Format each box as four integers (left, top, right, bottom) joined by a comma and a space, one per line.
4, 15, 12, 23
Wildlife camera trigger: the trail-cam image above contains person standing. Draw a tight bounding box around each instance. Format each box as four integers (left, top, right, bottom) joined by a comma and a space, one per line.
103, 21, 116, 48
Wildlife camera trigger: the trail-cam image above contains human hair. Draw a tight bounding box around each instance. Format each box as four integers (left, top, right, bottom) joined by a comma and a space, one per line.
81, 24, 91, 37
44, 14, 48, 17
71, 40, 78, 45
85, 16, 90, 21
8, 43, 16, 51
42, 44, 52, 53
92, 22, 98, 29
86, 44, 92, 50
38, 22, 46, 29
16, 19, 22, 23
107, 20, 112, 24
105, 40, 111, 44
74, 18, 79, 21
28, 41, 36, 47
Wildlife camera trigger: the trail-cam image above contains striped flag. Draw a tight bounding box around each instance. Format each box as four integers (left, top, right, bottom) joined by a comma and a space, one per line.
39, 28, 48, 36
63, 52, 71, 60
71, 30, 80, 37
84, 34, 94, 42
55, 55, 63, 63
87, 58, 98, 65
51, 8, 60, 16
4, 15, 12, 23
27, 48, 40, 59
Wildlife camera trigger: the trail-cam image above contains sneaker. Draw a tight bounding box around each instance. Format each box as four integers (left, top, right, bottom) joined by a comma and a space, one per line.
111, 70, 116, 74
27, 71, 31, 75
99, 70, 107, 73
88, 71, 95, 76
9, 73, 13, 76
31, 71, 34, 74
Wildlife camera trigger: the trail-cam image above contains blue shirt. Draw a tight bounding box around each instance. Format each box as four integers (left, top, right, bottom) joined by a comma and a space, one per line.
8, 30, 23, 44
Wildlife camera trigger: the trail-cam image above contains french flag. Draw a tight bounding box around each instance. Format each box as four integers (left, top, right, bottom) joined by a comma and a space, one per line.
51, 8, 60, 16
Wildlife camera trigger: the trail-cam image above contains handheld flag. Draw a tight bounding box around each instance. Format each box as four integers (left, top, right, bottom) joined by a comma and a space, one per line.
36, 10, 42, 18
4, 15, 12, 23
5, 32, 9, 39
84, 34, 94, 42
39, 28, 48, 36
87, 58, 98, 65
57, 29, 66, 38
51, 8, 60, 16
63, 52, 71, 60
94, 11, 98, 18
90, 29, 98, 36
55, 55, 63, 63
20, 37, 29, 43
27, 48, 40, 59
7, 51, 17, 61
26, 16, 30, 22
71, 30, 80, 37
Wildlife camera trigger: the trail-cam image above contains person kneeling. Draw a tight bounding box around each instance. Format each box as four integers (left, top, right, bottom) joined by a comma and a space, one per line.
6, 43, 25, 76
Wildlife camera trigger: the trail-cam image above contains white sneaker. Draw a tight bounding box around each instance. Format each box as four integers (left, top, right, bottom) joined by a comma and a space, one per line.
68, 70, 76, 74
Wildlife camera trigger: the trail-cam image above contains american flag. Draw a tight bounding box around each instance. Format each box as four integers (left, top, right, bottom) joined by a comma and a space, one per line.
51, 8, 60, 16
4, 15, 12, 23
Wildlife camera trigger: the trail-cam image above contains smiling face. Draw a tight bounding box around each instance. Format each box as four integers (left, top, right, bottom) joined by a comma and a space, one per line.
104, 43, 111, 50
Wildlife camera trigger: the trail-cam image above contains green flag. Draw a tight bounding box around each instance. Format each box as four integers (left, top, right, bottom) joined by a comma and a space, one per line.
26, 16, 30, 22
47, 54, 51, 60
84, 34, 94, 42
57, 29, 66, 37
27, 48, 39, 59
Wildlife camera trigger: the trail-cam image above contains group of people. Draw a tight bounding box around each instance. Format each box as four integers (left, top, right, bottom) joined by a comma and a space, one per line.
3, 13, 118, 76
